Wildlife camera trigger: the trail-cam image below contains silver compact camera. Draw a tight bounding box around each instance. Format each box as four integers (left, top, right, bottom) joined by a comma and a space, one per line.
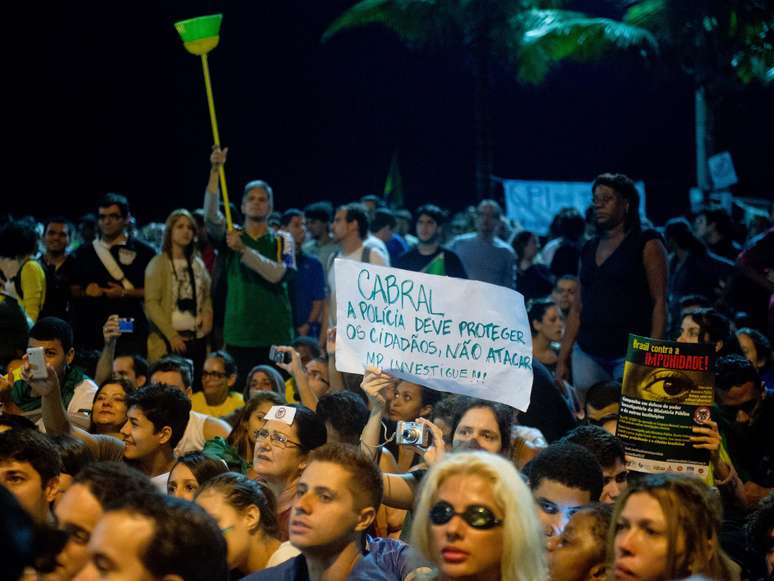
395, 421, 429, 448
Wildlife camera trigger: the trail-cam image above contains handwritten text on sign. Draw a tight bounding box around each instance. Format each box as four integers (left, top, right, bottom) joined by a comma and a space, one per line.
334, 259, 533, 411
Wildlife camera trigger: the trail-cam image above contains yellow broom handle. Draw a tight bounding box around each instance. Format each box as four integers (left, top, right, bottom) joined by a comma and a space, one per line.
201, 53, 233, 230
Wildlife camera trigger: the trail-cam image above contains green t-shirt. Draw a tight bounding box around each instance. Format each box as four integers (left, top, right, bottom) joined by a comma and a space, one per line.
224, 232, 293, 347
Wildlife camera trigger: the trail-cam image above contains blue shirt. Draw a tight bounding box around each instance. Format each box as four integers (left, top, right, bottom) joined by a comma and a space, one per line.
385, 234, 410, 264
450, 232, 516, 289
289, 252, 326, 329
240, 555, 392, 581
240, 537, 425, 581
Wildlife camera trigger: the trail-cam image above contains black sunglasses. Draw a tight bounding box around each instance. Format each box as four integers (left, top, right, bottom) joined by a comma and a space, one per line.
429, 501, 502, 530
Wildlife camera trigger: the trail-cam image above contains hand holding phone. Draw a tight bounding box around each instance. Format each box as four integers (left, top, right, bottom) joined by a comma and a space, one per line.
118, 318, 135, 333
26, 347, 48, 380
268, 345, 292, 365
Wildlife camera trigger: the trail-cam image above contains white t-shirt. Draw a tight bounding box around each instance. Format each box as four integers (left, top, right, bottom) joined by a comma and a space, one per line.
174, 410, 210, 456
150, 472, 170, 493
171, 258, 197, 332
68, 378, 99, 429
266, 541, 301, 567
365, 235, 391, 266
540, 237, 562, 267
35, 377, 98, 432
327, 244, 387, 325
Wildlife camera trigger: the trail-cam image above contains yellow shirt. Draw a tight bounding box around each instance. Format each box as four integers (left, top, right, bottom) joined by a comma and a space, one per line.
190, 391, 244, 418
19, 260, 46, 323
285, 378, 300, 404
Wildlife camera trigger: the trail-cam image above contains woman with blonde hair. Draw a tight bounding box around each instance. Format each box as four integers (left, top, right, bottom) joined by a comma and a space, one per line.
411, 451, 547, 581
145, 209, 213, 377
610, 473, 739, 581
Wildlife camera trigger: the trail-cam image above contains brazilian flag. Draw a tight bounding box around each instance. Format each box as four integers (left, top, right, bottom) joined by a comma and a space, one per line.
422, 253, 445, 276
383, 151, 403, 209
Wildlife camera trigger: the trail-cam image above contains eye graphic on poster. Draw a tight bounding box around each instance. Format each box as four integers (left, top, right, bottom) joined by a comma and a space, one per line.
616, 335, 715, 476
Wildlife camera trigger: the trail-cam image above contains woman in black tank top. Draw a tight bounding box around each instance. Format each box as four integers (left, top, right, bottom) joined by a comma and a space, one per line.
556, 174, 668, 391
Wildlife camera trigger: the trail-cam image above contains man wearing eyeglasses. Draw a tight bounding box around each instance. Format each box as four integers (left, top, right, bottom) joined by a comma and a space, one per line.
714, 355, 774, 507
69, 193, 155, 354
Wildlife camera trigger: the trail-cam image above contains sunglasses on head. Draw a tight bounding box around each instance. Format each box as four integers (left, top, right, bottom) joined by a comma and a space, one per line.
429, 501, 502, 529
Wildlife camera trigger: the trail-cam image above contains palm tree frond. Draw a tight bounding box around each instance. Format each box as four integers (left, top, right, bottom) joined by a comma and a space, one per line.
623, 0, 667, 30
322, 0, 444, 45
517, 11, 658, 84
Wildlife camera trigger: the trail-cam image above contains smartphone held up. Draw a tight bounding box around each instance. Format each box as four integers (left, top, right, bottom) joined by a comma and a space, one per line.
268, 346, 292, 365
26, 347, 48, 379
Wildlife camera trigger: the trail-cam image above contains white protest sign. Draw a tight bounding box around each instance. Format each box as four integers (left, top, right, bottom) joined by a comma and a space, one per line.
334, 259, 533, 411
503, 179, 648, 235
708, 151, 738, 190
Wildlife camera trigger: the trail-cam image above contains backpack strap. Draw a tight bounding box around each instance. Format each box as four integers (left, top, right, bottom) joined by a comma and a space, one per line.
13, 258, 39, 300
328, 249, 341, 272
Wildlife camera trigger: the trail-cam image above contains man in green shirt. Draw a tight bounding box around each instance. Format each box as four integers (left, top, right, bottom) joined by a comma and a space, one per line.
204, 145, 295, 387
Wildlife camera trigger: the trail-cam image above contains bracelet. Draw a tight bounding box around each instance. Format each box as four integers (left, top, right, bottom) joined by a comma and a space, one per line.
713, 465, 737, 488
359, 439, 382, 452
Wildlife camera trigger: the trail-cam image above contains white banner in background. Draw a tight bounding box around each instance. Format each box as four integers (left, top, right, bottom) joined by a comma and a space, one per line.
334, 259, 533, 411
503, 179, 647, 235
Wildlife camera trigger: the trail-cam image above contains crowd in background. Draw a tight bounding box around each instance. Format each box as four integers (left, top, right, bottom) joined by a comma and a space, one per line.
0, 147, 772, 581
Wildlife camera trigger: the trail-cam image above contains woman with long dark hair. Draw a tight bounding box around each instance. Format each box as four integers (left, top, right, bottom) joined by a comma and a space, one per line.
196, 472, 299, 576
528, 298, 564, 373
677, 307, 741, 357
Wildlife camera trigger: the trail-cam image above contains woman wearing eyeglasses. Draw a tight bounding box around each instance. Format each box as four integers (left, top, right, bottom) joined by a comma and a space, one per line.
411, 451, 546, 581
610, 473, 739, 581
252, 404, 327, 540
202, 391, 287, 475
196, 472, 300, 577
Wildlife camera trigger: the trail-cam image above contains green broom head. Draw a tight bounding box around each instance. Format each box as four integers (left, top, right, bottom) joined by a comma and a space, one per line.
175, 14, 223, 55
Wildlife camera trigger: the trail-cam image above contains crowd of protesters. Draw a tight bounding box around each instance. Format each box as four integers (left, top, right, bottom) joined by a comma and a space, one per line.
0, 147, 772, 581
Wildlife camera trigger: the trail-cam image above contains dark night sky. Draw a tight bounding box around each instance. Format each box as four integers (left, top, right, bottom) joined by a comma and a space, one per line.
6, 1, 773, 226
